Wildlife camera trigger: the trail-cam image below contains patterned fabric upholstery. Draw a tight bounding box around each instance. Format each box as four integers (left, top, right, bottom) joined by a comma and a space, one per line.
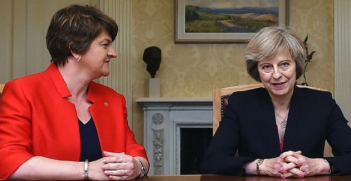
221, 95, 230, 118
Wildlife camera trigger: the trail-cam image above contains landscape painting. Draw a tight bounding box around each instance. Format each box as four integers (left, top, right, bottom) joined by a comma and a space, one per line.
175, 0, 288, 43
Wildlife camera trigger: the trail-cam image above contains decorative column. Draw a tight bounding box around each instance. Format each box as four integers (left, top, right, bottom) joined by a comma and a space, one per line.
99, 0, 133, 127
334, 0, 351, 125
151, 113, 165, 175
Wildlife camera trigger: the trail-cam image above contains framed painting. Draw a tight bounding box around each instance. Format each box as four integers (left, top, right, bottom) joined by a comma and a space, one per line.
175, 0, 289, 43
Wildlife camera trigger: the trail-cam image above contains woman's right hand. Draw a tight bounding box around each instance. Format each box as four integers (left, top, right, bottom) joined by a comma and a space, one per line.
259, 156, 296, 178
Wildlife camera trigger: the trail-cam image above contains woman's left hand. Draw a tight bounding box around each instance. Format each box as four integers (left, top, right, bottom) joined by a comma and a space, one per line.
101, 151, 141, 180
280, 151, 330, 178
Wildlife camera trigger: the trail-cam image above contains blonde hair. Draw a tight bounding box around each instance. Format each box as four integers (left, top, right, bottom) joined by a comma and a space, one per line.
245, 26, 306, 82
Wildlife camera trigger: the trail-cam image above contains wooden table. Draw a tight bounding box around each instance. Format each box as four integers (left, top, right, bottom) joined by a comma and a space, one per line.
138, 174, 351, 181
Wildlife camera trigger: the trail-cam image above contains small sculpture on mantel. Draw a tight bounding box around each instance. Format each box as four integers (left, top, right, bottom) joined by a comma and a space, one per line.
143, 46, 161, 78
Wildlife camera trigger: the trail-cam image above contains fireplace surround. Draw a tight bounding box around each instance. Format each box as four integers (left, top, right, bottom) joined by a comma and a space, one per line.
136, 97, 212, 175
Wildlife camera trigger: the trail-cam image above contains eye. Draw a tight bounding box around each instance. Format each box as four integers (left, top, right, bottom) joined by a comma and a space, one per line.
279, 61, 290, 70
261, 64, 273, 73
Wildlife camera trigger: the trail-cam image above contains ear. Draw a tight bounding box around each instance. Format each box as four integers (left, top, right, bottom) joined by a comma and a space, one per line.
71, 51, 81, 62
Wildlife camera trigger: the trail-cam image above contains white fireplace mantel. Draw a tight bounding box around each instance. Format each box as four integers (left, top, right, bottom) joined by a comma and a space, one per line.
136, 97, 212, 175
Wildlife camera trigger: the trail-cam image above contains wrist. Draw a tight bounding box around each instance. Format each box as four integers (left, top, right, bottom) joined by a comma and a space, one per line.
323, 159, 332, 175
134, 157, 146, 178
84, 159, 89, 180
256, 159, 264, 175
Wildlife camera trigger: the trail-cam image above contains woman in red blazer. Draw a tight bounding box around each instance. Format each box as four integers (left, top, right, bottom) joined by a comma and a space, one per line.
0, 4, 148, 180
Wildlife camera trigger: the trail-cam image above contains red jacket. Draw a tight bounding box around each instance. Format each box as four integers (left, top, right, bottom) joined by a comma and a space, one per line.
0, 63, 147, 180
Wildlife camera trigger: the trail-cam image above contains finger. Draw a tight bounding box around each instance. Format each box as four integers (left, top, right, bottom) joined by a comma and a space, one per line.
289, 167, 305, 178
102, 162, 127, 171
281, 162, 297, 172
103, 153, 133, 164
280, 150, 302, 158
280, 150, 296, 158
281, 172, 294, 179
103, 150, 125, 157
109, 175, 131, 181
104, 169, 128, 176
283, 155, 302, 166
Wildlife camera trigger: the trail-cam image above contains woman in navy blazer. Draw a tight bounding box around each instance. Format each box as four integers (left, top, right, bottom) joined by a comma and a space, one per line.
201, 26, 351, 178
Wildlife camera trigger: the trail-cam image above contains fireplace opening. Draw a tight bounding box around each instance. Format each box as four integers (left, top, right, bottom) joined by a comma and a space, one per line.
180, 128, 212, 174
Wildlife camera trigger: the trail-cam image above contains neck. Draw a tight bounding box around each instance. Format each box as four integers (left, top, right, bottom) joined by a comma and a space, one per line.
271, 90, 293, 112
57, 60, 91, 102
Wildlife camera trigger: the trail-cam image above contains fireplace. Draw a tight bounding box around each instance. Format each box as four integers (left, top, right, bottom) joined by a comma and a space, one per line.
136, 97, 212, 175
180, 128, 212, 174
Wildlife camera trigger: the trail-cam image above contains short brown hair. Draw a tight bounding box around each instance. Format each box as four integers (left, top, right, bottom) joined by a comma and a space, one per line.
245, 26, 306, 82
46, 4, 118, 66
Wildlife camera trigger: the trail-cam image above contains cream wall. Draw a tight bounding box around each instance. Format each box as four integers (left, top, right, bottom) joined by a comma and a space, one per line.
131, 0, 334, 143
0, 0, 335, 145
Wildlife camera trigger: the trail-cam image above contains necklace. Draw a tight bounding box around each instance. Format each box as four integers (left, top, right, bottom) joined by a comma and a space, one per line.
275, 110, 289, 129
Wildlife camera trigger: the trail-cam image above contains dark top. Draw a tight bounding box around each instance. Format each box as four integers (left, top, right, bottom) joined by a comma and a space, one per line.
79, 118, 102, 161
201, 86, 351, 176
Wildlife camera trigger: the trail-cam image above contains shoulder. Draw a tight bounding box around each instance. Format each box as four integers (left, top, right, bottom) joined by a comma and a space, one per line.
295, 86, 332, 100
4, 71, 48, 91
228, 87, 269, 107
89, 82, 125, 100
230, 87, 268, 100
292, 86, 337, 111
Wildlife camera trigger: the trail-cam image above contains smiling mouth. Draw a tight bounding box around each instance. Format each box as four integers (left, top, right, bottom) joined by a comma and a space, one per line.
271, 82, 287, 89
272, 82, 285, 85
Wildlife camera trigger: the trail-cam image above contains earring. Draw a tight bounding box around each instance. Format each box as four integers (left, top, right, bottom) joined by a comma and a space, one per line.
77, 56, 81, 62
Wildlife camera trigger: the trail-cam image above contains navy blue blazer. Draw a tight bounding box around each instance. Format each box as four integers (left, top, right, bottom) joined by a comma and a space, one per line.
201, 86, 351, 175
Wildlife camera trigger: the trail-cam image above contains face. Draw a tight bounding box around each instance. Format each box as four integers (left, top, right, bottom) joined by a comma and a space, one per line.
257, 50, 296, 99
81, 30, 117, 79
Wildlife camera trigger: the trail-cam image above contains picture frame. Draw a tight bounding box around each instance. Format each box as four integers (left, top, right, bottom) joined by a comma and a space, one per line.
175, 0, 289, 43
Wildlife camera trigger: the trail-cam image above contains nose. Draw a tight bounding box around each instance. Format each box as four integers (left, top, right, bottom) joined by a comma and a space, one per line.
272, 66, 282, 79
108, 48, 117, 58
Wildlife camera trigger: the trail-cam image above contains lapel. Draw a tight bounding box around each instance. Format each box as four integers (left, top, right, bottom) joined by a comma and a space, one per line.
255, 88, 282, 156
86, 82, 125, 152
283, 86, 302, 152
45, 63, 81, 158
46, 63, 72, 98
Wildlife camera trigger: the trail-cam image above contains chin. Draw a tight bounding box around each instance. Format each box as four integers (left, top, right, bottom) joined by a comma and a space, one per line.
102, 72, 110, 77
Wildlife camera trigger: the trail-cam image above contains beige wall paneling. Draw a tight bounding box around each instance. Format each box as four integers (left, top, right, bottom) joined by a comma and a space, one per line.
0, 0, 132, 125
98, 0, 133, 128
334, 0, 351, 126
0, 0, 14, 83
0, 0, 99, 81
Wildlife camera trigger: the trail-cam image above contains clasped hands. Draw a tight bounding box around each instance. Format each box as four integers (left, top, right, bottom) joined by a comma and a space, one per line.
89, 151, 142, 180
259, 150, 329, 179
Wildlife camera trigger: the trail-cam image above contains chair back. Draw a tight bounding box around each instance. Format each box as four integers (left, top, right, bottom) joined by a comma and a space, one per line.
213, 83, 263, 134
212, 84, 331, 156
0, 84, 5, 101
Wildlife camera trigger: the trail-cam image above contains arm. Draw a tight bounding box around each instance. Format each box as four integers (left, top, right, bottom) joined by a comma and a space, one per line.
9, 157, 85, 180
102, 151, 149, 180
9, 156, 111, 180
99, 96, 149, 180
122, 96, 149, 175
201, 94, 256, 176
323, 95, 351, 175
278, 91, 351, 177
0, 82, 110, 180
